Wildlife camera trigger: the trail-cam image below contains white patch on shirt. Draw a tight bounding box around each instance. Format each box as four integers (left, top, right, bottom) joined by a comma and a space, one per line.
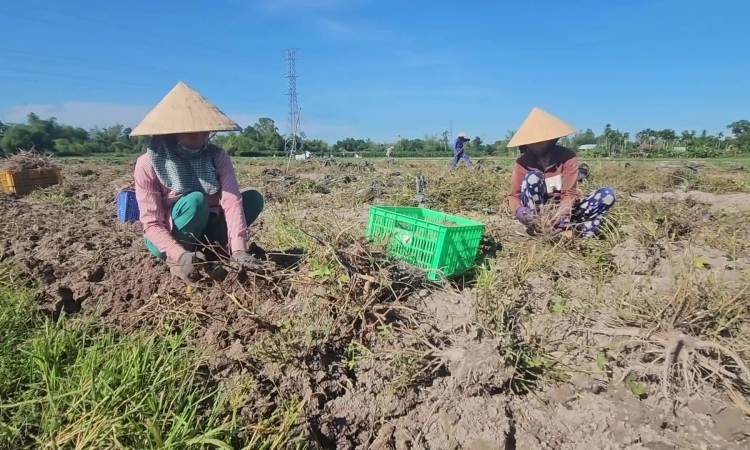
545, 174, 563, 194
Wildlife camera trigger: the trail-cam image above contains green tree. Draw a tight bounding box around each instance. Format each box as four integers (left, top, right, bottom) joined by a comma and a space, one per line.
2, 110, 749, 160
570, 128, 597, 148
727, 120, 750, 137
304, 139, 329, 156
728, 120, 750, 152
1, 126, 37, 153
440, 131, 450, 151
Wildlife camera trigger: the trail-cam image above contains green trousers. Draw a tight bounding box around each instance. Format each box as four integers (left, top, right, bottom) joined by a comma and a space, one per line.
145, 190, 264, 260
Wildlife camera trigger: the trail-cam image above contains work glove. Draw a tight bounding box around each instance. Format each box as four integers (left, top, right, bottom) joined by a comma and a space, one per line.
551, 217, 575, 238
168, 251, 206, 283
231, 250, 264, 270
515, 206, 535, 226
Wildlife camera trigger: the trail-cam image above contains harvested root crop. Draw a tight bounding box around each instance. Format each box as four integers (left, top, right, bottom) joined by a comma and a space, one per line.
574, 327, 750, 412
0, 150, 59, 171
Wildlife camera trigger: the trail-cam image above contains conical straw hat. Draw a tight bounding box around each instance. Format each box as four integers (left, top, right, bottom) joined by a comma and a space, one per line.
129, 81, 241, 136
507, 107, 576, 147
457, 131, 467, 138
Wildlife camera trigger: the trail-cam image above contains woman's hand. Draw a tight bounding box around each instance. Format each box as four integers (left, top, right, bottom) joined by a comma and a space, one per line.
515, 206, 535, 226
168, 251, 206, 283
549, 188, 563, 204
231, 250, 264, 270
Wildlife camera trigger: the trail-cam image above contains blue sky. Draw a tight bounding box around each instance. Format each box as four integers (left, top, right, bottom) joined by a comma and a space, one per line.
1, 0, 748, 143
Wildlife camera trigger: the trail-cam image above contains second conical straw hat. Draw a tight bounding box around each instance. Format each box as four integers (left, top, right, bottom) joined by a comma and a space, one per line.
129, 81, 242, 136
507, 107, 576, 147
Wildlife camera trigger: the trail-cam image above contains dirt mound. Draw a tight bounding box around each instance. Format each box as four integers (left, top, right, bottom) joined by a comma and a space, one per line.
318, 334, 514, 448
0, 193, 286, 349
610, 239, 661, 275
632, 191, 750, 213
0, 195, 161, 314
513, 385, 750, 450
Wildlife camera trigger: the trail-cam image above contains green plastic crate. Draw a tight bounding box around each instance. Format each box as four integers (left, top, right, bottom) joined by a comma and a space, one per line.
366, 206, 485, 281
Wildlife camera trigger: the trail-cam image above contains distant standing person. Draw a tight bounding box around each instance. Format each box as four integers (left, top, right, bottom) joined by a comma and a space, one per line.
385, 146, 394, 158
451, 131, 473, 169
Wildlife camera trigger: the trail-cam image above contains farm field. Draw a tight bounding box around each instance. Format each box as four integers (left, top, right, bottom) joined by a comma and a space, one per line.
60, 153, 750, 165
2, 156, 750, 449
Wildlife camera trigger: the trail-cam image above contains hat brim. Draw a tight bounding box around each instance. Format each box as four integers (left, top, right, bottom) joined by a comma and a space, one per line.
130, 81, 242, 137
507, 107, 576, 148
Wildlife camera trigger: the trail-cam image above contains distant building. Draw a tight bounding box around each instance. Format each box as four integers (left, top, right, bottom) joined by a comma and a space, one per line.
294, 151, 314, 161
578, 144, 597, 151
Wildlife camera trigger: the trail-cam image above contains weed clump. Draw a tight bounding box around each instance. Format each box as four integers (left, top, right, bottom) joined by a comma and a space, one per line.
428, 169, 509, 213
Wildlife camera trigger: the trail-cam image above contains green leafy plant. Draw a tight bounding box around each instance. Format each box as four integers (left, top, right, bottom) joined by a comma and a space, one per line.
596, 352, 607, 372
624, 373, 647, 398
552, 298, 567, 314
345, 341, 373, 370
308, 258, 334, 279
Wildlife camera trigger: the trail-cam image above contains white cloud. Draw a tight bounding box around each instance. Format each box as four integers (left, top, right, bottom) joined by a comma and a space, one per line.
0, 102, 360, 142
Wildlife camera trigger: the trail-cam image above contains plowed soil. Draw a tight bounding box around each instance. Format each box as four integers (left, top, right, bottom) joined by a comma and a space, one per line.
1, 158, 749, 449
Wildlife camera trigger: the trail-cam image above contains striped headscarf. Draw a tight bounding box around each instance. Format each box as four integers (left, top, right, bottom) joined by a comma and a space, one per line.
147, 136, 221, 195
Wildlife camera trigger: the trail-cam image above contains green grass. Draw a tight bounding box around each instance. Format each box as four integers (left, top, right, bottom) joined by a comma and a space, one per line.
0, 270, 304, 449
28, 188, 100, 210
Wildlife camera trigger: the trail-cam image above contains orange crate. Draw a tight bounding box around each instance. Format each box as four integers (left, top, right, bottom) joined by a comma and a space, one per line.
0, 168, 62, 195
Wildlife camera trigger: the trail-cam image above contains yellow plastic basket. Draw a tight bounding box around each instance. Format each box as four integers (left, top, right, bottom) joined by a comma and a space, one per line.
0, 168, 62, 195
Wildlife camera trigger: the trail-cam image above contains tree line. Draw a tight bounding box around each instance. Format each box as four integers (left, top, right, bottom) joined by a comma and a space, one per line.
1, 113, 749, 159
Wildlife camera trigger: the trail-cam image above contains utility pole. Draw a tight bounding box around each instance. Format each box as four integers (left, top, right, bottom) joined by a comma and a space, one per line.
449, 120, 453, 146
283, 48, 301, 164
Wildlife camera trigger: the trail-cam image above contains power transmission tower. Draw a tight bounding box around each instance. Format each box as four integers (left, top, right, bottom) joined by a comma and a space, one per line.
283, 48, 301, 161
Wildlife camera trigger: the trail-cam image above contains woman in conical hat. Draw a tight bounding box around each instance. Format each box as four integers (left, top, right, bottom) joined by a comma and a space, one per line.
451, 131, 474, 169
506, 107, 616, 237
131, 81, 265, 283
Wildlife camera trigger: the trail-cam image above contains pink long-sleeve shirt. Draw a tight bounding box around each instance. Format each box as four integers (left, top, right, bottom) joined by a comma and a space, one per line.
134, 149, 247, 262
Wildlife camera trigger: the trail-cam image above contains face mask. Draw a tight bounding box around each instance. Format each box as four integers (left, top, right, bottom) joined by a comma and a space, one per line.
176, 142, 207, 156
175, 134, 212, 157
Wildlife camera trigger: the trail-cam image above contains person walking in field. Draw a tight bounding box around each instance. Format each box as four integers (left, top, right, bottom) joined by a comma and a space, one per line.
131, 81, 265, 283
451, 131, 474, 169
507, 107, 616, 237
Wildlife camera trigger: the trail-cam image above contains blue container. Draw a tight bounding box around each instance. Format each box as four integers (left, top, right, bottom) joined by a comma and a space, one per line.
117, 190, 140, 223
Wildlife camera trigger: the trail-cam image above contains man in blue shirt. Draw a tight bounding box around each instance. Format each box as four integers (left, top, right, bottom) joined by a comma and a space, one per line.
451, 131, 473, 169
